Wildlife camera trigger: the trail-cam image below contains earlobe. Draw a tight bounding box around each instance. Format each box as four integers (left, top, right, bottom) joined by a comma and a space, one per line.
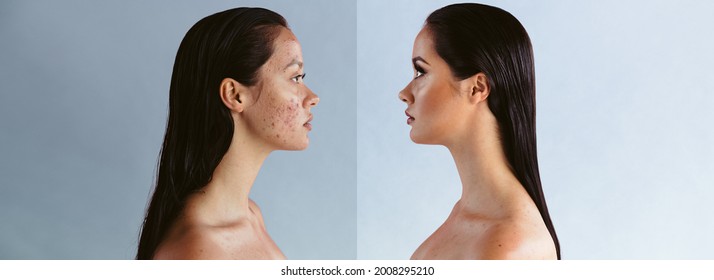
219, 78, 246, 113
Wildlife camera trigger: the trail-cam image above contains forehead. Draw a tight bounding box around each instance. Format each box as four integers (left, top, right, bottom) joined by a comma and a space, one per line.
412, 27, 435, 57
267, 27, 302, 68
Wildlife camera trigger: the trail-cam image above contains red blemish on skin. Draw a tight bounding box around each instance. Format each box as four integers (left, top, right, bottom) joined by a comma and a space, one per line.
261, 118, 269, 131
276, 134, 280, 139
282, 100, 298, 128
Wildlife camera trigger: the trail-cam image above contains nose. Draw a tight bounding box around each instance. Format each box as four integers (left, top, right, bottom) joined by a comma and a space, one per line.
398, 85, 413, 104
304, 86, 319, 108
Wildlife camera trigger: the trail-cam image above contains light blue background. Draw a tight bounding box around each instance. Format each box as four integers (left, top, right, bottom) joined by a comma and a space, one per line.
0, 0, 356, 259
357, 0, 714, 259
3, 0, 713, 260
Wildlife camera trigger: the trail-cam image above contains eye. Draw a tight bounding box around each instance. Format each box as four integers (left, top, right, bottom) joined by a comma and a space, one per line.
414, 65, 425, 79
291, 73, 306, 83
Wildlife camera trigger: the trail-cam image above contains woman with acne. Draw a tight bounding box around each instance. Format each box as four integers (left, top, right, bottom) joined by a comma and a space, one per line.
399, 3, 560, 259
137, 7, 318, 259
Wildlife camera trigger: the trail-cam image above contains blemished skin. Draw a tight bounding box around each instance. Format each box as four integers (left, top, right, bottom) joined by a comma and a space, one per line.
399, 27, 556, 260
153, 27, 319, 259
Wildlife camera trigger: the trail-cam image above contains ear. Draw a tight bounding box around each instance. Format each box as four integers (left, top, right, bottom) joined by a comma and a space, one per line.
460, 72, 490, 104
219, 78, 247, 113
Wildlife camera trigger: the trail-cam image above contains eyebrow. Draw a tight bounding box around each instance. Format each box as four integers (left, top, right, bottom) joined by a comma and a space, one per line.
284, 59, 303, 70
412, 56, 429, 66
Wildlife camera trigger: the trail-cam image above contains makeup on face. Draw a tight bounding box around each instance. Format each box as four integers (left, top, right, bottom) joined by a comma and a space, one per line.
404, 56, 431, 125
406, 110, 415, 125
412, 56, 429, 80
399, 27, 472, 145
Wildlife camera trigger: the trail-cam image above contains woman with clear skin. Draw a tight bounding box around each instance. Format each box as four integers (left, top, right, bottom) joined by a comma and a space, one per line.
399, 3, 560, 259
136, 8, 318, 259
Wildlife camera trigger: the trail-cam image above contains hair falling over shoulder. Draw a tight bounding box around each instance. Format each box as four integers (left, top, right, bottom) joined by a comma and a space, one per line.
136, 7, 287, 260
426, 3, 561, 259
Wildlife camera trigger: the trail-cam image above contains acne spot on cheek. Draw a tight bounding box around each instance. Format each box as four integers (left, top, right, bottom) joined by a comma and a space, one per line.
282, 100, 298, 129
266, 96, 301, 145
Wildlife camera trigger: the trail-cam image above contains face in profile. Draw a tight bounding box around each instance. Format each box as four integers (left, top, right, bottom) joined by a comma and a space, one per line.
243, 27, 319, 151
399, 28, 473, 145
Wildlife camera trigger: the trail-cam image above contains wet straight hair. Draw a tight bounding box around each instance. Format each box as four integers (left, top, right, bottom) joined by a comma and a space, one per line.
426, 3, 560, 258
136, 7, 287, 259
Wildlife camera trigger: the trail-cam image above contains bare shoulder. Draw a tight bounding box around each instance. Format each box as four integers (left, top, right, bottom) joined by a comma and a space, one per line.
153, 226, 234, 260
479, 219, 557, 260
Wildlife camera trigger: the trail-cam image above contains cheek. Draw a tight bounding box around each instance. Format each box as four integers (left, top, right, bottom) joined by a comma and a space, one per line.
269, 97, 300, 140
282, 99, 299, 128
416, 81, 445, 115
416, 79, 456, 135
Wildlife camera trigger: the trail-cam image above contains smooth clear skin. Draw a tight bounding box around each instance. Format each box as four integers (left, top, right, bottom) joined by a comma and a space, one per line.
153, 27, 319, 259
399, 28, 556, 259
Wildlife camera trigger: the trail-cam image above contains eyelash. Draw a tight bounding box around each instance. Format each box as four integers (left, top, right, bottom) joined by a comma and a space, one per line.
414, 65, 425, 79
292, 73, 306, 83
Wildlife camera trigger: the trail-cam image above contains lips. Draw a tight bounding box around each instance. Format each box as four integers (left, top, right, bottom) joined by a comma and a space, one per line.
405, 110, 415, 125
304, 114, 313, 131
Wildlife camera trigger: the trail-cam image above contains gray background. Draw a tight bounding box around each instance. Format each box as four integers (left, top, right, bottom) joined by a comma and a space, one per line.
357, 0, 714, 259
3, 0, 714, 260
0, 0, 356, 259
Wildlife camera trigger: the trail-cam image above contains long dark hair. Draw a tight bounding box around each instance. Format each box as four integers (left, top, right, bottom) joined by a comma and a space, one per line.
136, 7, 287, 260
426, 3, 560, 259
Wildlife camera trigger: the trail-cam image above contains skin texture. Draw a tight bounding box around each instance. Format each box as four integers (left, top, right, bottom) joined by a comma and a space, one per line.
242, 29, 316, 151
153, 27, 318, 259
399, 28, 556, 260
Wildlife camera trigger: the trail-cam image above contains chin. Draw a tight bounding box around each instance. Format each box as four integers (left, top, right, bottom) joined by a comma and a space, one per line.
409, 130, 439, 145
281, 139, 309, 151
409, 129, 425, 143
409, 134, 421, 144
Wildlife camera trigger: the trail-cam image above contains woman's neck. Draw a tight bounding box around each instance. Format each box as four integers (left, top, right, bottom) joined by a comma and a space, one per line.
446, 124, 525, 219
185, 136, 272, 225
